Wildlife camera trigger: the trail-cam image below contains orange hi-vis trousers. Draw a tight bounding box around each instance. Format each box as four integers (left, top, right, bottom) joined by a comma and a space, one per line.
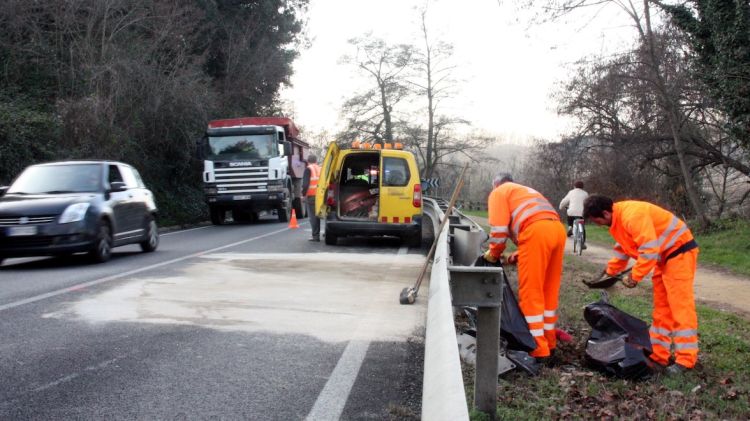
516, 219, 566, 358
649, 248, 699, 368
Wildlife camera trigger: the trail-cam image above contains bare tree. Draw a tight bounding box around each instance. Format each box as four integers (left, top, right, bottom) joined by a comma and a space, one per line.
339, 36, 414, 144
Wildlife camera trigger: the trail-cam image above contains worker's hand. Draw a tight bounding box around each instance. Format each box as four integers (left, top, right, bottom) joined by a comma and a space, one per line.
506, 251, 519, 265
621, 274, 638, 288
482, 249, 499, 264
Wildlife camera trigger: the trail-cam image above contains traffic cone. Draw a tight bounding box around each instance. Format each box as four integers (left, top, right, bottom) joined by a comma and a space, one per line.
288, 209, 299, 229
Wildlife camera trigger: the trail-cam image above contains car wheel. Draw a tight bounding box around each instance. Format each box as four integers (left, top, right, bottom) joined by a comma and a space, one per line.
140, 215, 159, 252
324, 233, 337, 245
210, 206, 226, 225
89, 221, 113, 263
278, 189, 291, 223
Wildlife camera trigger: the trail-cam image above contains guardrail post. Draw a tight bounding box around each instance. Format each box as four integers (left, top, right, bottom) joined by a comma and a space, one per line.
448, 266, 504, 420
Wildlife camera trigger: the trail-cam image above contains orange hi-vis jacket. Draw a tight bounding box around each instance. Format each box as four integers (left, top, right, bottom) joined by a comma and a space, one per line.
606, 201, 696, 281
488, 182, 559, 258
306, 163, 321, 197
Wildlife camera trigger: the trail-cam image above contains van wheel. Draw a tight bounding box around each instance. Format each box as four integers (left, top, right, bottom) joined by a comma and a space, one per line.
89, 221, 113, 263
140, 215, 159, 252
325, 233, 338, 245
405, 231, 422, 248
210, 206, 226, 225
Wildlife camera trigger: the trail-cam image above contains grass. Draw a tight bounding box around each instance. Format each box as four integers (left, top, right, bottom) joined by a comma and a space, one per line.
462, 258, 750, 420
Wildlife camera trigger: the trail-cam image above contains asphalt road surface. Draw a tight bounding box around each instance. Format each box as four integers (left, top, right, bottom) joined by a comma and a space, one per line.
0, 216, 427, 420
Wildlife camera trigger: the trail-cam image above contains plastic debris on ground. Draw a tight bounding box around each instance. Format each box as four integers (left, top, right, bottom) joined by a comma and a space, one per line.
583, 292, 655, 380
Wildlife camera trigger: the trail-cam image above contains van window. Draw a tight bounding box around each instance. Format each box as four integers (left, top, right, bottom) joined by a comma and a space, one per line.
382, 157, 410, 187
108, 165, 124, 185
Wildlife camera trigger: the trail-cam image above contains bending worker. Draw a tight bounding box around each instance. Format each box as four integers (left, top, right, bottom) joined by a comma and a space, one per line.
302, 154, 321, 242
559, 180, 588, 244
482, 173, 566, 361
583, 195, 699, 375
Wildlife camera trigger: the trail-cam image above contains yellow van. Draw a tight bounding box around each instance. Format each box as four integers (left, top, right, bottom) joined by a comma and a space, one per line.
315, 141, 423, 246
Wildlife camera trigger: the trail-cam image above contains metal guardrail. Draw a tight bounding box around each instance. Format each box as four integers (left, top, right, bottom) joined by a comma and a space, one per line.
421, 197, 496, 420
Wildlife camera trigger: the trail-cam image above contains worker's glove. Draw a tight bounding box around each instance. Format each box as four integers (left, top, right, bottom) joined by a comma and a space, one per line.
506, 251, 519, 265
621, 274, 638, 289
482, 249, 499, 264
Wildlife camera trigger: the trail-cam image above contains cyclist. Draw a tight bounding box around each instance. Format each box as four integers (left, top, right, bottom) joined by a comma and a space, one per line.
559, 181, 588, 249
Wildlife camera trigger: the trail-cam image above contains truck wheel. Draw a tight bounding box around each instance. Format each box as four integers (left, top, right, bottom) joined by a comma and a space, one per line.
89, 221, 113, 263
405, 230, 422, 248
210, 207, 226, 225
278, 189, 291, 223
324, 233, 338, 245
139, 215, 159, 252
293, 197, 306, 219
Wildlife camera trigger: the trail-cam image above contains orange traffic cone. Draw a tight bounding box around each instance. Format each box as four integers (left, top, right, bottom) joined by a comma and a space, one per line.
288, 208, 299, 229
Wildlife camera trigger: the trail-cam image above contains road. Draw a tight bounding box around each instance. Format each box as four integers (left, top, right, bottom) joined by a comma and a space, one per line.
0, 217, 427, 420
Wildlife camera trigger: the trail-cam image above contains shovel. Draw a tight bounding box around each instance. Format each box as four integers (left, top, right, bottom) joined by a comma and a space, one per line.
399, 163, 469, 305
582, 267, 633, 289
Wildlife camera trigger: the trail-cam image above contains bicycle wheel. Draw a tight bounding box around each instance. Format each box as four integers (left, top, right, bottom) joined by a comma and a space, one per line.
574, 222, 584, 256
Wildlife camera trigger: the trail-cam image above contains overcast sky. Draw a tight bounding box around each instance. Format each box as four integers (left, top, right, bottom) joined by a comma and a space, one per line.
280, 0, 636, 144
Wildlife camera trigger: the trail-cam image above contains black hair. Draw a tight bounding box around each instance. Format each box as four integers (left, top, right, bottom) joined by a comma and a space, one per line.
583, 194, 613, 219
574, 180, 584, 189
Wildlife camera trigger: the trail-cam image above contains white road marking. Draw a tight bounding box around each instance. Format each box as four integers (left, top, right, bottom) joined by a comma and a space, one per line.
160, 225, 212, 236
0, 227, 291, 312
305, 251, 411, 420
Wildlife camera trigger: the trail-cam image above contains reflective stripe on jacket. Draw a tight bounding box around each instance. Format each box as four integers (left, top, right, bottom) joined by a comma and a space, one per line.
306, 164, 321, 197
606, 201, 696, 281
487, 182, 559, 257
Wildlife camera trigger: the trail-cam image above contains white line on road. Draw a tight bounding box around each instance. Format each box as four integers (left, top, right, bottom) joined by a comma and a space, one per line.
0, 227, 291, 313
160, 225, 213, 236
305, 249, 411, 420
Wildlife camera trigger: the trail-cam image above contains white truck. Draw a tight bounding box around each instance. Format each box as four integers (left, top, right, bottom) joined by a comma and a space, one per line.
198, 117, 310, 224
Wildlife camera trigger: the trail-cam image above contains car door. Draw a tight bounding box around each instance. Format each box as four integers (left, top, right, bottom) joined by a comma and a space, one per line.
315, 141, 340, 218
118, 164, 148, 238
106, 164, 133, 239
379, 152, 415, 224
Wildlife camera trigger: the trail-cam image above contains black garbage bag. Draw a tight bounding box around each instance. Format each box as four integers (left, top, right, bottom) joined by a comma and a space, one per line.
583, 295, 654, 380
472, 256, 537, 352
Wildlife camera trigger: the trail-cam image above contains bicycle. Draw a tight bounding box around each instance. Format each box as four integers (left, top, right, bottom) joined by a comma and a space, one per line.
572, 217, 586, 256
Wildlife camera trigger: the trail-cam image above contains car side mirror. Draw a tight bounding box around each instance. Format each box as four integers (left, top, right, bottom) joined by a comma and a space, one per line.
109, 181, 127, 192
0, 186, 7, 197
283, 141, 292, 157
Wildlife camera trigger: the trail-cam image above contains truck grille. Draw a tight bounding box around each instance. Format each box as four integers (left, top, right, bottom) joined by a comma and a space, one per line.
214, 167, 270, 194
0, 216, 56, 226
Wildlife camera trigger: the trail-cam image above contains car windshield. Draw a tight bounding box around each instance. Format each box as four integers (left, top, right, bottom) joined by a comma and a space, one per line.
207, 134, 277, 160
8, 164, 102, 194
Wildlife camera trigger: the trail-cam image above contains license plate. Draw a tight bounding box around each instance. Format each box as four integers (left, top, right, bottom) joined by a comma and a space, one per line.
8, 226, 37, 236
233, 195, 252, 200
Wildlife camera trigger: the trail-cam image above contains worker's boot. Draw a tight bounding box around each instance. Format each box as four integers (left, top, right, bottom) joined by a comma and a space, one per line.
665, 363, 690, 376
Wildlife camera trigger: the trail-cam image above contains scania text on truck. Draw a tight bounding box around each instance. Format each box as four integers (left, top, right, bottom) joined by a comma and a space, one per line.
197, 117, 310, 224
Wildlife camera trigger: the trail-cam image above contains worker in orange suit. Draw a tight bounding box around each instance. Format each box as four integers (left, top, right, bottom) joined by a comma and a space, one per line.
302, 154, 321, 241
482, 173, 566, 361
583, 195, 700, 375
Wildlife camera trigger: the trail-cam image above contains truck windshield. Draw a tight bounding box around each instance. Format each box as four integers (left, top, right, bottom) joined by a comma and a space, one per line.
207, 134, 277, 160
8, 164, 102, 194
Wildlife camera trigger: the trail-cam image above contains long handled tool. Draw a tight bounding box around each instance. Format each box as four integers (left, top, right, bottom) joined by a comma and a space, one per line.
582, 267, 633, 289
399, 163, 469, 305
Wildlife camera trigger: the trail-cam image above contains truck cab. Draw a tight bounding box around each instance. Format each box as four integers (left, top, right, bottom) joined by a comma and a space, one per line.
199, 117, 309, 224
316, 141, 422, 246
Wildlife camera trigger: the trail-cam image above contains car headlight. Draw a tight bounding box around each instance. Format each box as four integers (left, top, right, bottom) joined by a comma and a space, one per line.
59, 203, 90, 224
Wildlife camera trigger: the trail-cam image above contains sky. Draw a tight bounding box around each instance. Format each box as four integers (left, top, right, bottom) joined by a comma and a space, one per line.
280, 0, 637, 144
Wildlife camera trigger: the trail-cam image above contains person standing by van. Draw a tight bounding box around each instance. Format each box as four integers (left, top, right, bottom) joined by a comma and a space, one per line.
302, 155, 321, 241
482, 173, 566, 361
559, 180, 588, 241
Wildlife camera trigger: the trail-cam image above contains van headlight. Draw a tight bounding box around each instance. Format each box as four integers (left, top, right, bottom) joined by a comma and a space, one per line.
59, 203, 90, 224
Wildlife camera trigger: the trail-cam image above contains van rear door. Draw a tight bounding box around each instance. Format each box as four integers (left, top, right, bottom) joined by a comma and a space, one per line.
378, 151, 418, 224
315, 141, 339, 217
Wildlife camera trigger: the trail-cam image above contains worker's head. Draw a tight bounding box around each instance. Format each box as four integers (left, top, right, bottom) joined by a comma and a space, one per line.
307, 154, 318, 164
583, 195, 614, 226
574, 180, 584, 189
493, 172, 513, 188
